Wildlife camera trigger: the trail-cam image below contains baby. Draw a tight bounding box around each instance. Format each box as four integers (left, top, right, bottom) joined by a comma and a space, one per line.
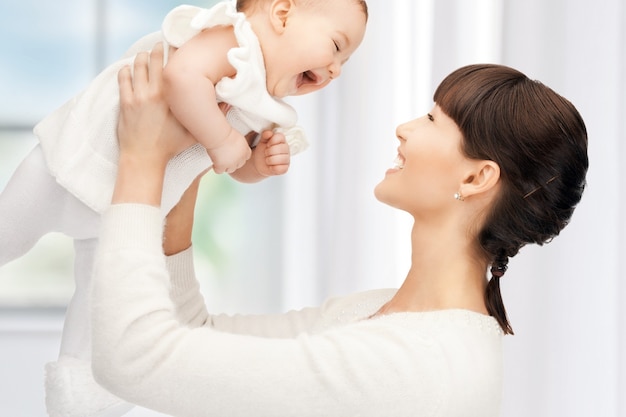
0, 1, 368, 416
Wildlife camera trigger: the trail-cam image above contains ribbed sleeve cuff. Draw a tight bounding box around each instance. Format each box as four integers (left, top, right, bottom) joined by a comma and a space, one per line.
165, 247, 200, 295
100, 204, 165, 255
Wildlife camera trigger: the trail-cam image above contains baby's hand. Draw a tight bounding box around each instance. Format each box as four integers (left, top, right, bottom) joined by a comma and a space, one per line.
252, 130, 291, 177
208, 129, 252, 174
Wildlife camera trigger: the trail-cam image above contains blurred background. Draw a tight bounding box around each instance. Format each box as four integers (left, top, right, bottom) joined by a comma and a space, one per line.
0, 0, 624, 416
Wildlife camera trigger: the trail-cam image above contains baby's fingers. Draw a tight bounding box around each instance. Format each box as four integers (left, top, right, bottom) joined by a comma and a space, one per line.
265, 152, 290, 166
264, 140, 290, 175
265, 138, 290, 156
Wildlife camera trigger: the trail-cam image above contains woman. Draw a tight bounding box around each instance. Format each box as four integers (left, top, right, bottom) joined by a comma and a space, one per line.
91, 44, 588, 416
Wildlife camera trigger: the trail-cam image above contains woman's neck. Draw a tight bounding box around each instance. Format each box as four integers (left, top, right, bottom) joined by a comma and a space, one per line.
377, 219, 489, 316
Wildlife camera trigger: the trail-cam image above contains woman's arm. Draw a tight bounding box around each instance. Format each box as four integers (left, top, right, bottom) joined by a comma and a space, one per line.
93, 203, 447, 417
163, 175, 200, 256
162, 172, 323, 334
110, 41, 323, 334
114, 43, 194, 206
162, 174, 214, 327
94, 214, 448, 417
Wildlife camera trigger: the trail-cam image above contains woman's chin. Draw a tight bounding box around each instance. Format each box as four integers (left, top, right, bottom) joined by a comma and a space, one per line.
373, 182, 388, 204
374, 183, 407, 212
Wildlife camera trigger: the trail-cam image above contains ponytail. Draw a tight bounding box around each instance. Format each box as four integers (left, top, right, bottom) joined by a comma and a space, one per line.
485, 256, 514, 335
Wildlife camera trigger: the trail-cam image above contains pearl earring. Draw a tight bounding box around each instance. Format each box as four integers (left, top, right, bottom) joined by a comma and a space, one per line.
454, 192, 464, 201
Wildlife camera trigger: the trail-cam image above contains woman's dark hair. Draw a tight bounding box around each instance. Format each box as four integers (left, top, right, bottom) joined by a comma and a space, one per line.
434, 64, 589, 335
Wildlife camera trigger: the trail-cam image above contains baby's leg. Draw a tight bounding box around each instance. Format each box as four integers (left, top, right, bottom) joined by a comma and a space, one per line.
59, 238, 97, 360
0, 144, 99, 265
0, 145, 131, 415
0, 143, 99, 360
0, 145, 60, 265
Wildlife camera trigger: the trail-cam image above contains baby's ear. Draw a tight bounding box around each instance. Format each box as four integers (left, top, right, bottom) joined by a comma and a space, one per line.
269, 0, 295, 32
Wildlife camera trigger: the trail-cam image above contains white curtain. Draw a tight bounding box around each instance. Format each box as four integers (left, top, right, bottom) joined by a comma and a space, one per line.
281, 0, 626, 416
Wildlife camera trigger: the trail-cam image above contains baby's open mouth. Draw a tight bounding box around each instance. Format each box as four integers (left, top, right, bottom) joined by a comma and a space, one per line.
300, 71, 319, 86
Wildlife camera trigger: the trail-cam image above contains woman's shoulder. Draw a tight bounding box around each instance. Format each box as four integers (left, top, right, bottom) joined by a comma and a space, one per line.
318, 288, 397, 324
319, 289, 502, 336
379, 309, 503, 337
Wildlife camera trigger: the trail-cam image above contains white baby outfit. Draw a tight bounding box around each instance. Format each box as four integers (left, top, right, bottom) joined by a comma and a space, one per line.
0, 2, 307, 417
36, 1, 307, 216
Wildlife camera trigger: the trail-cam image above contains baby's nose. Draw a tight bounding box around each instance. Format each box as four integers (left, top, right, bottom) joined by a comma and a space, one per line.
329, 61, 342, 79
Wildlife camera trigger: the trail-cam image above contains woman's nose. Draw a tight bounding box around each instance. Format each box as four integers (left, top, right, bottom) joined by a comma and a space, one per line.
396, 117, 423, 140
395, 122, 410, 141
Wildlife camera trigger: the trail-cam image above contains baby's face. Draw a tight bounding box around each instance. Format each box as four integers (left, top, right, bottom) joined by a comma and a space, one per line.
263, 0, 367, 98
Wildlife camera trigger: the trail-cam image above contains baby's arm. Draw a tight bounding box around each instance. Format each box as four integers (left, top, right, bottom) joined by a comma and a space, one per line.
229, 130, 291, 183
163, 26, 251, 174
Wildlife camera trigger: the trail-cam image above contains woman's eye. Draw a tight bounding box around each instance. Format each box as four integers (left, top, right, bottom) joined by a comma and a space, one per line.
427, 113, 434, 121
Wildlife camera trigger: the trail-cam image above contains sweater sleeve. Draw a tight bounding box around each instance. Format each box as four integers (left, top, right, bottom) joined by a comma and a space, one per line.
165, 245, 323, 337
92, 204, 454, 417
165, 247, 210, 328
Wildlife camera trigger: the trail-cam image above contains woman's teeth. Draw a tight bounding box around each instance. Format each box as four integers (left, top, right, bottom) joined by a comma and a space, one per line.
393, 155, 405, 169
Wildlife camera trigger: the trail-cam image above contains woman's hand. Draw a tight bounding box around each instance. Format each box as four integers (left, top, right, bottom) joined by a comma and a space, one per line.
113, 43, 196, 206
117, 42, 196, 165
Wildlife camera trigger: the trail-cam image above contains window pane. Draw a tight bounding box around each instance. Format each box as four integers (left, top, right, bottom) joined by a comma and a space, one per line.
0, 0, 98, 126
103, 0, 218, 65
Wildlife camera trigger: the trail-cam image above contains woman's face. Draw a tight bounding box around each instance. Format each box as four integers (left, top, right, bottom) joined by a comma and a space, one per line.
374, 105, 471, 216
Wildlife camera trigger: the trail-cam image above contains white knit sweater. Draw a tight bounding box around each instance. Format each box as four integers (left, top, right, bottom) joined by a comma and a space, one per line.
92, 204, 504, 417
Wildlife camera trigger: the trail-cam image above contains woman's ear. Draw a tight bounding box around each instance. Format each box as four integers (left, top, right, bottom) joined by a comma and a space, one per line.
269, 0, 294, 33
459, 160, 500, 199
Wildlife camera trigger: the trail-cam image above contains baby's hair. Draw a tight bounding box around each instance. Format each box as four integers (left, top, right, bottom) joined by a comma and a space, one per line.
236, 0, 368, 21
434, 64, 589, 335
